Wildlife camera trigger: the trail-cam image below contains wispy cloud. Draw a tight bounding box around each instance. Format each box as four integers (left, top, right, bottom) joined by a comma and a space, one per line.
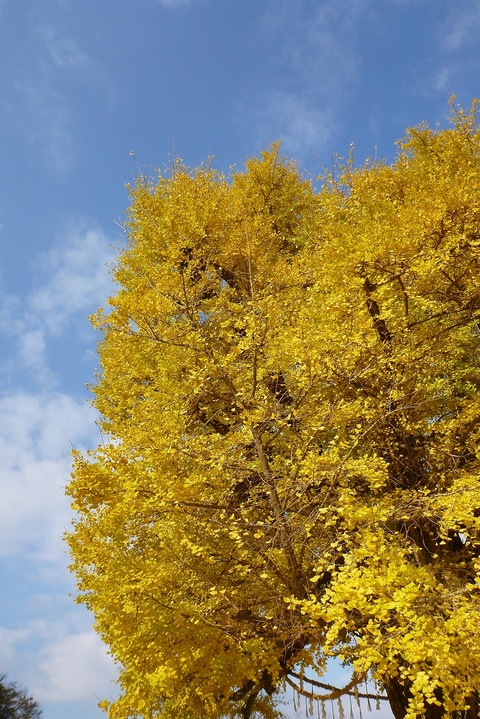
0, 390, 96, 561
29, 222, 116, 335
0, 217, 118, 706
418, 1, 480, 101
0, 627, 31, 669
12, 22, 115, 175
248, 91, 333, 161
239, 0, 364, 161
39, 26, 90, 70
15, 82, 76, 176
1, 620, 117, 704
0, 221, 115, 385
13, 24, 84, 175
440, 3, 480, 52
34, 629, 117, 702
0, 217, 115, 561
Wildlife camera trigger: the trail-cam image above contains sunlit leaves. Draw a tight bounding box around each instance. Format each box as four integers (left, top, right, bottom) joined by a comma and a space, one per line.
68, 104, 480, 719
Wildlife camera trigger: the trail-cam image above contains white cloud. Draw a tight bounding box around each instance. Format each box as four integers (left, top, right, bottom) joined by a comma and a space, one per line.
0, 214, 119, 707
0, 222, 115, 384
16, 328, 54, 387
0, 288, 117, 697
0, 390, 98, 562
432, 65, 456, 93
18, 329, 46, 368
0, 620, 117, 704
0, 220, 116, 561
0, 627, 31, 669
30, 223, 116, 335
0, 292, 23, 337
33, 629, 117, 703
248, 91, 333, 160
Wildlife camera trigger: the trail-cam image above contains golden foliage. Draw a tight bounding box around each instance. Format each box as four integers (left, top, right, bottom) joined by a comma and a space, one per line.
67, 104, 480, 719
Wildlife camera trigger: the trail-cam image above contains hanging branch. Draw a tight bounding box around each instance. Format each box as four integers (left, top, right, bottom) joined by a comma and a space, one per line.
286, 671, 388, 702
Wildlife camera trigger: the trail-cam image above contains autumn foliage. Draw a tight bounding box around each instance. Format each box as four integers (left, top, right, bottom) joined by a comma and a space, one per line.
67, 103, 480, 719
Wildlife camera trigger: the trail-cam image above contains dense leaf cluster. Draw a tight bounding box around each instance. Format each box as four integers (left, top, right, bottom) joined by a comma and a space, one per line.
68, 103, 480, 719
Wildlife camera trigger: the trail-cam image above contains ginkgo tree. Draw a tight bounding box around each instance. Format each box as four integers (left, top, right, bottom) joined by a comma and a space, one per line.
67, 101, 480, 719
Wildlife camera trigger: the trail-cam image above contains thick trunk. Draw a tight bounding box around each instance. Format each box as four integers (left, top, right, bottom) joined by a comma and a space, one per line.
385, 676, 441, 719
465, 694, 480, 719
385, 677, 479, 719
384, 676, 409, 719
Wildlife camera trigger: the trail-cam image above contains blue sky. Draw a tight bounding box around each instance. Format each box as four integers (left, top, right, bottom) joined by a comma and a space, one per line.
0, 1, 479, 717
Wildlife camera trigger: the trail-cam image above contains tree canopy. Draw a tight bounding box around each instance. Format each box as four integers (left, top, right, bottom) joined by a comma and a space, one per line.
0, 675, 42, 719
67, 101, 480, 719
